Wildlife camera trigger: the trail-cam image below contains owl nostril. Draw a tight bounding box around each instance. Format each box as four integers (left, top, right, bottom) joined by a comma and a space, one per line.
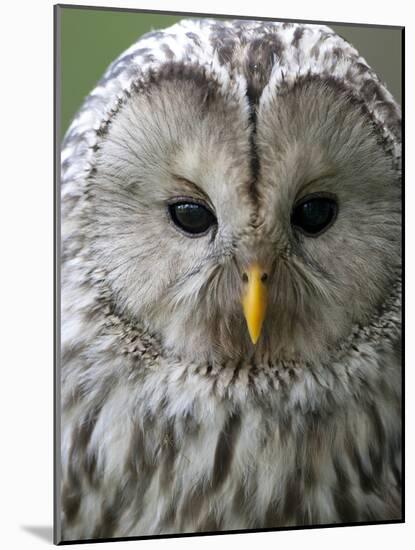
242, 271, 269, 284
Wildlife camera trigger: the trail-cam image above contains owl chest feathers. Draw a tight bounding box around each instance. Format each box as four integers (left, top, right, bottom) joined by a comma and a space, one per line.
61, 335, 401, 539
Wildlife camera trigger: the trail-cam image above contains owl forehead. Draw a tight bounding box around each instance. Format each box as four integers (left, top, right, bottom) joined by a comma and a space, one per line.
62, 19, 401, 202
101, 60, 381, 192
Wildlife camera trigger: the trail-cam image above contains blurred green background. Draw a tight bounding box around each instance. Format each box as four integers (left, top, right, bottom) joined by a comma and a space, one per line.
58, 7, 402, 139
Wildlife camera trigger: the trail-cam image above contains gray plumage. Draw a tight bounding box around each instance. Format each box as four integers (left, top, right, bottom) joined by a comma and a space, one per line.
59, 19, 402, 542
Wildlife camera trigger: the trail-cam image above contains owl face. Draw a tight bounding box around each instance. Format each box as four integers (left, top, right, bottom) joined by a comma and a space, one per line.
86, 62, 400, 365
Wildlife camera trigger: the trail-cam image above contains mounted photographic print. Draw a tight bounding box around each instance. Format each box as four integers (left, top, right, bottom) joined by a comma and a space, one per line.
54, 4, 403, 544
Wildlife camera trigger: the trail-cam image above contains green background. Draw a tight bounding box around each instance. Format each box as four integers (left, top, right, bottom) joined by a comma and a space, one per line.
59, 7, 402, 139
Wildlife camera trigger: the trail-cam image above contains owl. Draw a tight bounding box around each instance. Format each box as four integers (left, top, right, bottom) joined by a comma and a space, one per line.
58, 18, 402, 542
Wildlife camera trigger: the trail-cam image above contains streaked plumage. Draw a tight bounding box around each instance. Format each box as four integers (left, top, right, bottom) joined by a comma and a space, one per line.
59, 19, 402, 542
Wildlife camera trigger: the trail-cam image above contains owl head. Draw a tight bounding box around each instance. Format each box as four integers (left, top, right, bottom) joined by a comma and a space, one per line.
62, 19, 401, 367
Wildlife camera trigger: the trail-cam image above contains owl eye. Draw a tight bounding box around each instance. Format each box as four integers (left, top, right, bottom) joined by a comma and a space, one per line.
168, 200, 217, 236
291, 194, 338, 237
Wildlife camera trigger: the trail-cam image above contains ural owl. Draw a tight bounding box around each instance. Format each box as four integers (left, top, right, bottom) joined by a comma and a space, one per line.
58, 18, 402, 543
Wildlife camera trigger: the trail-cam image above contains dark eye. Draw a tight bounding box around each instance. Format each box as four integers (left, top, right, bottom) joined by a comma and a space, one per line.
291, 195, 338, 237
168, 201, 217, 236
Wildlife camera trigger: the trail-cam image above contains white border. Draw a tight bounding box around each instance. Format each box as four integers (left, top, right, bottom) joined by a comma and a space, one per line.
1, 1, 412, 548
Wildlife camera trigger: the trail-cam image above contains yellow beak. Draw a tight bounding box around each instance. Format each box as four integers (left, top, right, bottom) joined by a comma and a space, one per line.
241, 264, 268, 345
